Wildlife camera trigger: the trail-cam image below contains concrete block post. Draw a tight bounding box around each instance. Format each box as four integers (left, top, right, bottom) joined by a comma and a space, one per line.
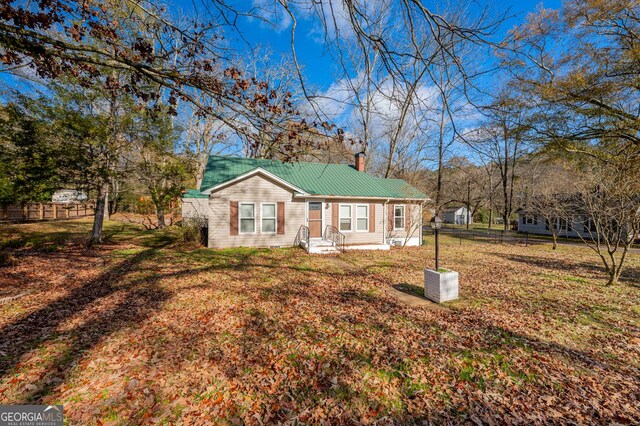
424, 269, 459, 303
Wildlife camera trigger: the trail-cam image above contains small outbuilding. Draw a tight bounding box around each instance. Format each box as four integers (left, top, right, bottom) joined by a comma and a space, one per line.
442, 206, 472, 225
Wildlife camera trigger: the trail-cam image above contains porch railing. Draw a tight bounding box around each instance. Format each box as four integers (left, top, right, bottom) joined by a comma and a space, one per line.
323, 225, 346, 252
295, 225, 310, 252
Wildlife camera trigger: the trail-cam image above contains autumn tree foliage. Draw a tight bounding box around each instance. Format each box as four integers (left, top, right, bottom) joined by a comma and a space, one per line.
505, 0, 640, 162
1, 0, 344, 242
502, 0, 640, 282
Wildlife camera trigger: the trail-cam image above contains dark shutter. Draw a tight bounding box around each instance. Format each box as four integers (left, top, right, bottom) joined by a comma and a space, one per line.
230, 201, 238, 236
277, 202, 285, 235
369, 203, 375, 232
332, 203, 338, 229
405, 205, 411, 230
388, 204, 394, 231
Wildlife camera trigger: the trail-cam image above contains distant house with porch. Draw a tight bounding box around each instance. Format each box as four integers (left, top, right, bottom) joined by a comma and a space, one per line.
442, 206, 472, 225
182, 153, 429, 253
515, 209, 598, 239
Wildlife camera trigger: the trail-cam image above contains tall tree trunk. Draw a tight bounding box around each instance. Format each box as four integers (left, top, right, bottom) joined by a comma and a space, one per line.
434, 109, 447, 213
89, 182, 109, 245
151, 191, 166, 229
156, 204, 166, 229
466, 180, 471, 230
488, 207, 493, 229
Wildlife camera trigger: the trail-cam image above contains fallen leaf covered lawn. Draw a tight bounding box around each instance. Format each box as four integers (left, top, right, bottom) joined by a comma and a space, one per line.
1, 220, 639, 424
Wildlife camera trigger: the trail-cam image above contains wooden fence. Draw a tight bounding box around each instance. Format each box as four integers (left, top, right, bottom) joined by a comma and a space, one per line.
0, 203, 95, 222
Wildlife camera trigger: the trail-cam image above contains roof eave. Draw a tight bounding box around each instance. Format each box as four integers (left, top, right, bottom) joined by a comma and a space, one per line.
296, 194, 430, 201
201, 167, 309, 195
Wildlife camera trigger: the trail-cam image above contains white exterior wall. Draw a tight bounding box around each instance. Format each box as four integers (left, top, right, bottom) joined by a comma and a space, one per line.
205, 173, 425, 249
386, 202, 423, 246
208, 174, 306, 248
443, 207, 472, 225
325, 199, 386, 245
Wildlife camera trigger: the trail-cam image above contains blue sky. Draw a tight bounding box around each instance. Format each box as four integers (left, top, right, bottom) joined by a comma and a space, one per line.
0, 0, 563, 163
1, 0, 562, 96
187, 0, 561, 91
164, 0, 563, 93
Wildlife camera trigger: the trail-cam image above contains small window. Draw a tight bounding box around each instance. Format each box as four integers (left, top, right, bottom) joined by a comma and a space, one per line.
356, 205, 369, 231
261, 204, 276, 234
239, 203, 255, 233
339, 205, 352, 231
394, 205, 405, 230
558, 218, 567, 231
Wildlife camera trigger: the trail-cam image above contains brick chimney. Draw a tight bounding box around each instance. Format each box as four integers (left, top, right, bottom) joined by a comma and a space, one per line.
355, 152, 365, 172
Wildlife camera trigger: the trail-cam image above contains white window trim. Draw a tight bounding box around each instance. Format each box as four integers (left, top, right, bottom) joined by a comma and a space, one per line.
260, 202, 277, 234
239, 202, 256, 234
355, 204, 369, 232
339, 203, 353, 233
393, 205, 405, 230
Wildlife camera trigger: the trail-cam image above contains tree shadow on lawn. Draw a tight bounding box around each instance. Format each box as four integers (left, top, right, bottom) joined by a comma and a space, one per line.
0, 244, 175, 401
392, 282, 424, 298
0, 243, 327, 405
497, 252, 640, 284
112, 259, 639, 424
3, 244, 638, 422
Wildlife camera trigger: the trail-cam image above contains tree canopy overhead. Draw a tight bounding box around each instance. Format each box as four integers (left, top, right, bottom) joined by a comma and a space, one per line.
504, 0, 640, 161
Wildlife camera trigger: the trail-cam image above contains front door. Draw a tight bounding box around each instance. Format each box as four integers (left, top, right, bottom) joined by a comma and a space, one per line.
308, 201, 323, 238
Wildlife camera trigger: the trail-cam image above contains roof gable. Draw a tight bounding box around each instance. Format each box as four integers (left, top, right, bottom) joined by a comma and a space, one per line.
199, 156, 429, 200
202, 168, 308, 194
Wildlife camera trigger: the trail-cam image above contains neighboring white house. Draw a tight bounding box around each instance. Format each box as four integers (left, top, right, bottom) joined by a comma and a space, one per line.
52, 189, 88, 203
515, 210, 596, 238
442, 206, 472, 225
182, 153, 429, 253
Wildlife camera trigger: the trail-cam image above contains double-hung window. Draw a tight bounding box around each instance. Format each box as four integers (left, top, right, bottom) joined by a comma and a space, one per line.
339, 205, 352, 231
394, 205, 405, 230
356, 205, 369, 231
239, 203, 255, 233
261, 203, 276, 233
558, 218, 567, 231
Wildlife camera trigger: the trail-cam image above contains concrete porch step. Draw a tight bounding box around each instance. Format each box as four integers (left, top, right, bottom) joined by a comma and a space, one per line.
309, 239, 336, 248
307, 238, 340, 254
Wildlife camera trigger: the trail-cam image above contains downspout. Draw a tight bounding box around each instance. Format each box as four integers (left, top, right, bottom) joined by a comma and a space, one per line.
383, 199, 390, 245
420, 203, 423, 246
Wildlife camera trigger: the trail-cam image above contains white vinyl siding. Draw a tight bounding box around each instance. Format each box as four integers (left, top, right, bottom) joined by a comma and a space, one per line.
356, 205, 368, 231
261, 203, 276, 233
208, 174, 305, 248
239, 203, 256, 234
394, 205, 405, 230
339, 205, 352, 231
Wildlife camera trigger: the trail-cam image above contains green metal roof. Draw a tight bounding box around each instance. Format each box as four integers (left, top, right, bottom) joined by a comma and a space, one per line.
182, 189, 208, 199
199, 156, 429, 199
